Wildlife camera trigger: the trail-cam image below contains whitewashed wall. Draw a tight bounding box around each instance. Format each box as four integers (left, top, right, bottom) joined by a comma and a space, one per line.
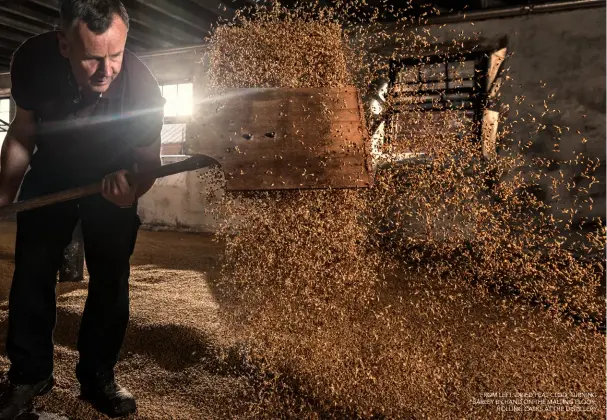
137, 161, 220, 232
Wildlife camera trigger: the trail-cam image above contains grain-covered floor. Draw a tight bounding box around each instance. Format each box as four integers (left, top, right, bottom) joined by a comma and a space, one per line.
0, 221, 258, 420
0, 221, 603, 419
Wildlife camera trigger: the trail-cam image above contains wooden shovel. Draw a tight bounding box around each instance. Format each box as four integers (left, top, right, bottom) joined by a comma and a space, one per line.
185, 86, 374, 191
0, 154, 220, 218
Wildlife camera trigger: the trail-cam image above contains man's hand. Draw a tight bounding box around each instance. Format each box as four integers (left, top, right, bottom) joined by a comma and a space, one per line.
0, 193, 12, 209
101, 169, 138, 208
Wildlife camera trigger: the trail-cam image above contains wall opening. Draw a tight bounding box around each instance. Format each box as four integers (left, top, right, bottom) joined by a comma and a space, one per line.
160, 123, 186, 157
160, 82, 193, 160
0, 97, 9, 148
371, 47, 506, 165
161, 82, 193, 120
386, 52, 488, 146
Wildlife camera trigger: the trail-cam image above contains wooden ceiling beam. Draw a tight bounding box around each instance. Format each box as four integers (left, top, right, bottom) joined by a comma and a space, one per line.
133, 0, 212, 34
125, 38, 145, 52
29, 0, 201, 45
0, 2, 58, 29
0, 11, 50, 35
0, 38, 20, 52
0, 26, 31, 44
125, 6, 200, 44
187, 0, 234, 20
127, 22, 177, 49
126, 32, 160, 50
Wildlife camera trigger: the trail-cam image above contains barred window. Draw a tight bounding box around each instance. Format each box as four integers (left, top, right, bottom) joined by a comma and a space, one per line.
387, 53, 486, 146
0, 98, 10, 147
383, 47, 506, 160
160, 82, 193, 118
160, 123, 186, 157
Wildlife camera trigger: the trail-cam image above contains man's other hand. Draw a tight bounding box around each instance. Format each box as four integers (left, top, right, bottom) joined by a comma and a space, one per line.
0, 193, 12, 208
101, 169, 137, 208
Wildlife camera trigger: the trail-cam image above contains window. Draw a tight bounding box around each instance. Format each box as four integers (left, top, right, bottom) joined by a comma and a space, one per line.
371, 47, 507, 166
160, 123, 186, 157
159, 82, 193, 157
386, 53, 486, 145
391, 59, 477, 110
0, 98, 10, 147
160, 82, 193, 118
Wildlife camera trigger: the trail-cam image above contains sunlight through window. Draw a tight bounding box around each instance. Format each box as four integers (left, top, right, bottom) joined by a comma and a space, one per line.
161, 83, 193, 117
0, 98, 10, 146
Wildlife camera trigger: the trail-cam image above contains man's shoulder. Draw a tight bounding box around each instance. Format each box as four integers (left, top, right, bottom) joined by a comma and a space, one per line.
122, 50, 162, 102
10, 31, 62, 111
119, 50, 165, 148
12, 31, 59, 66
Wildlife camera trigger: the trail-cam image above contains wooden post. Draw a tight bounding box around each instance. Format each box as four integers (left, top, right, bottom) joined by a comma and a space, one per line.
481, 46, 507, 160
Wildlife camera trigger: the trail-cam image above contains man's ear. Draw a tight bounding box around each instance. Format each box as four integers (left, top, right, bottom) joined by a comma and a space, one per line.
57, 31, 70, 58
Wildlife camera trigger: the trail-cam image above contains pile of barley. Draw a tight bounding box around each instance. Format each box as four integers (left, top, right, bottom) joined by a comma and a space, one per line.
196, 1, 605, 417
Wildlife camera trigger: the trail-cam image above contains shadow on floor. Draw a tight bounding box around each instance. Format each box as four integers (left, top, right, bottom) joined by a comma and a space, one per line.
49, 306, 371, 418
50, 306, 247, 376
0, 225, 383, 418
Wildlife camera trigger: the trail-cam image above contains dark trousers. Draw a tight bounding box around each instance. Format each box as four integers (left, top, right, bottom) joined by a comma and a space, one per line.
6, 194, 141, 386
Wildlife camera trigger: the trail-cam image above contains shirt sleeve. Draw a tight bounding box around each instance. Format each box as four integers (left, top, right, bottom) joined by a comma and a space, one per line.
10, 39, 39, 111
127, 59, 166, 148
133, 91, 165, 149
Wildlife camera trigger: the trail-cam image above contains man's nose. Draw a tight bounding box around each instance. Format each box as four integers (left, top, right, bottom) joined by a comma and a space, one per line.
98, 58, 113, 77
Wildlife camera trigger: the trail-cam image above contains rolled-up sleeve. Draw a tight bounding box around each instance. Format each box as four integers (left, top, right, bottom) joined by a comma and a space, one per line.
10, 40, 38, 111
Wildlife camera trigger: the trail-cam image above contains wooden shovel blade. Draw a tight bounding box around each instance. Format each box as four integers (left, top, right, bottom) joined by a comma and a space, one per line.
184, 86, 374, 191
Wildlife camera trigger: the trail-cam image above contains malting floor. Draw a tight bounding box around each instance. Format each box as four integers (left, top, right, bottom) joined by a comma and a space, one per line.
0, 221, 257, 420
0, 221, 602, 419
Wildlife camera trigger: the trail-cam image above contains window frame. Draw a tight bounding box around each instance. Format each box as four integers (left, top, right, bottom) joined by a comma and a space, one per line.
0, 97, 11, 147
159, 122, 187, 158
0, 96, 10, 130
159, 79, 194, 124
385, 50, 492, 145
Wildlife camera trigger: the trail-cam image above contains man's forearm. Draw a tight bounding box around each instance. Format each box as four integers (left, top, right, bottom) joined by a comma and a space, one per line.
0, 107, 36, 206
134, 156, 161, 198
132, 134, 162, 199
0, 131, 33, 205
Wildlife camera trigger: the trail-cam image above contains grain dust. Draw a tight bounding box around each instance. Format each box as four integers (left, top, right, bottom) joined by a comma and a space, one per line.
198, 1, 606, 418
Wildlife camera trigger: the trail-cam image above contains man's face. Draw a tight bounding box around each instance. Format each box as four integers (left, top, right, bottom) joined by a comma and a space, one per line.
58, 14, 128, 94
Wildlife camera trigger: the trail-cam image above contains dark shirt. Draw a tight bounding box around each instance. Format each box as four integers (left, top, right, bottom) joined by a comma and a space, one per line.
10, 31, 165, 197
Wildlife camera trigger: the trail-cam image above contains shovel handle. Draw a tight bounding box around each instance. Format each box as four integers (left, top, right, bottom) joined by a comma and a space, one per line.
0, 155, 219, 218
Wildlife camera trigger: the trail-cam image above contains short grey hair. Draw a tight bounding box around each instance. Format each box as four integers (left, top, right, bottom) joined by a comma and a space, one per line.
60, 0, 129, 34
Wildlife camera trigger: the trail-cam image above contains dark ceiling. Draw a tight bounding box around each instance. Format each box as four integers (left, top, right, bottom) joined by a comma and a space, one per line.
0, 0, 588, 72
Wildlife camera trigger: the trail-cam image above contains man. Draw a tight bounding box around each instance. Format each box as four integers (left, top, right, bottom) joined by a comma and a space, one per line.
0, 0, 164, 418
